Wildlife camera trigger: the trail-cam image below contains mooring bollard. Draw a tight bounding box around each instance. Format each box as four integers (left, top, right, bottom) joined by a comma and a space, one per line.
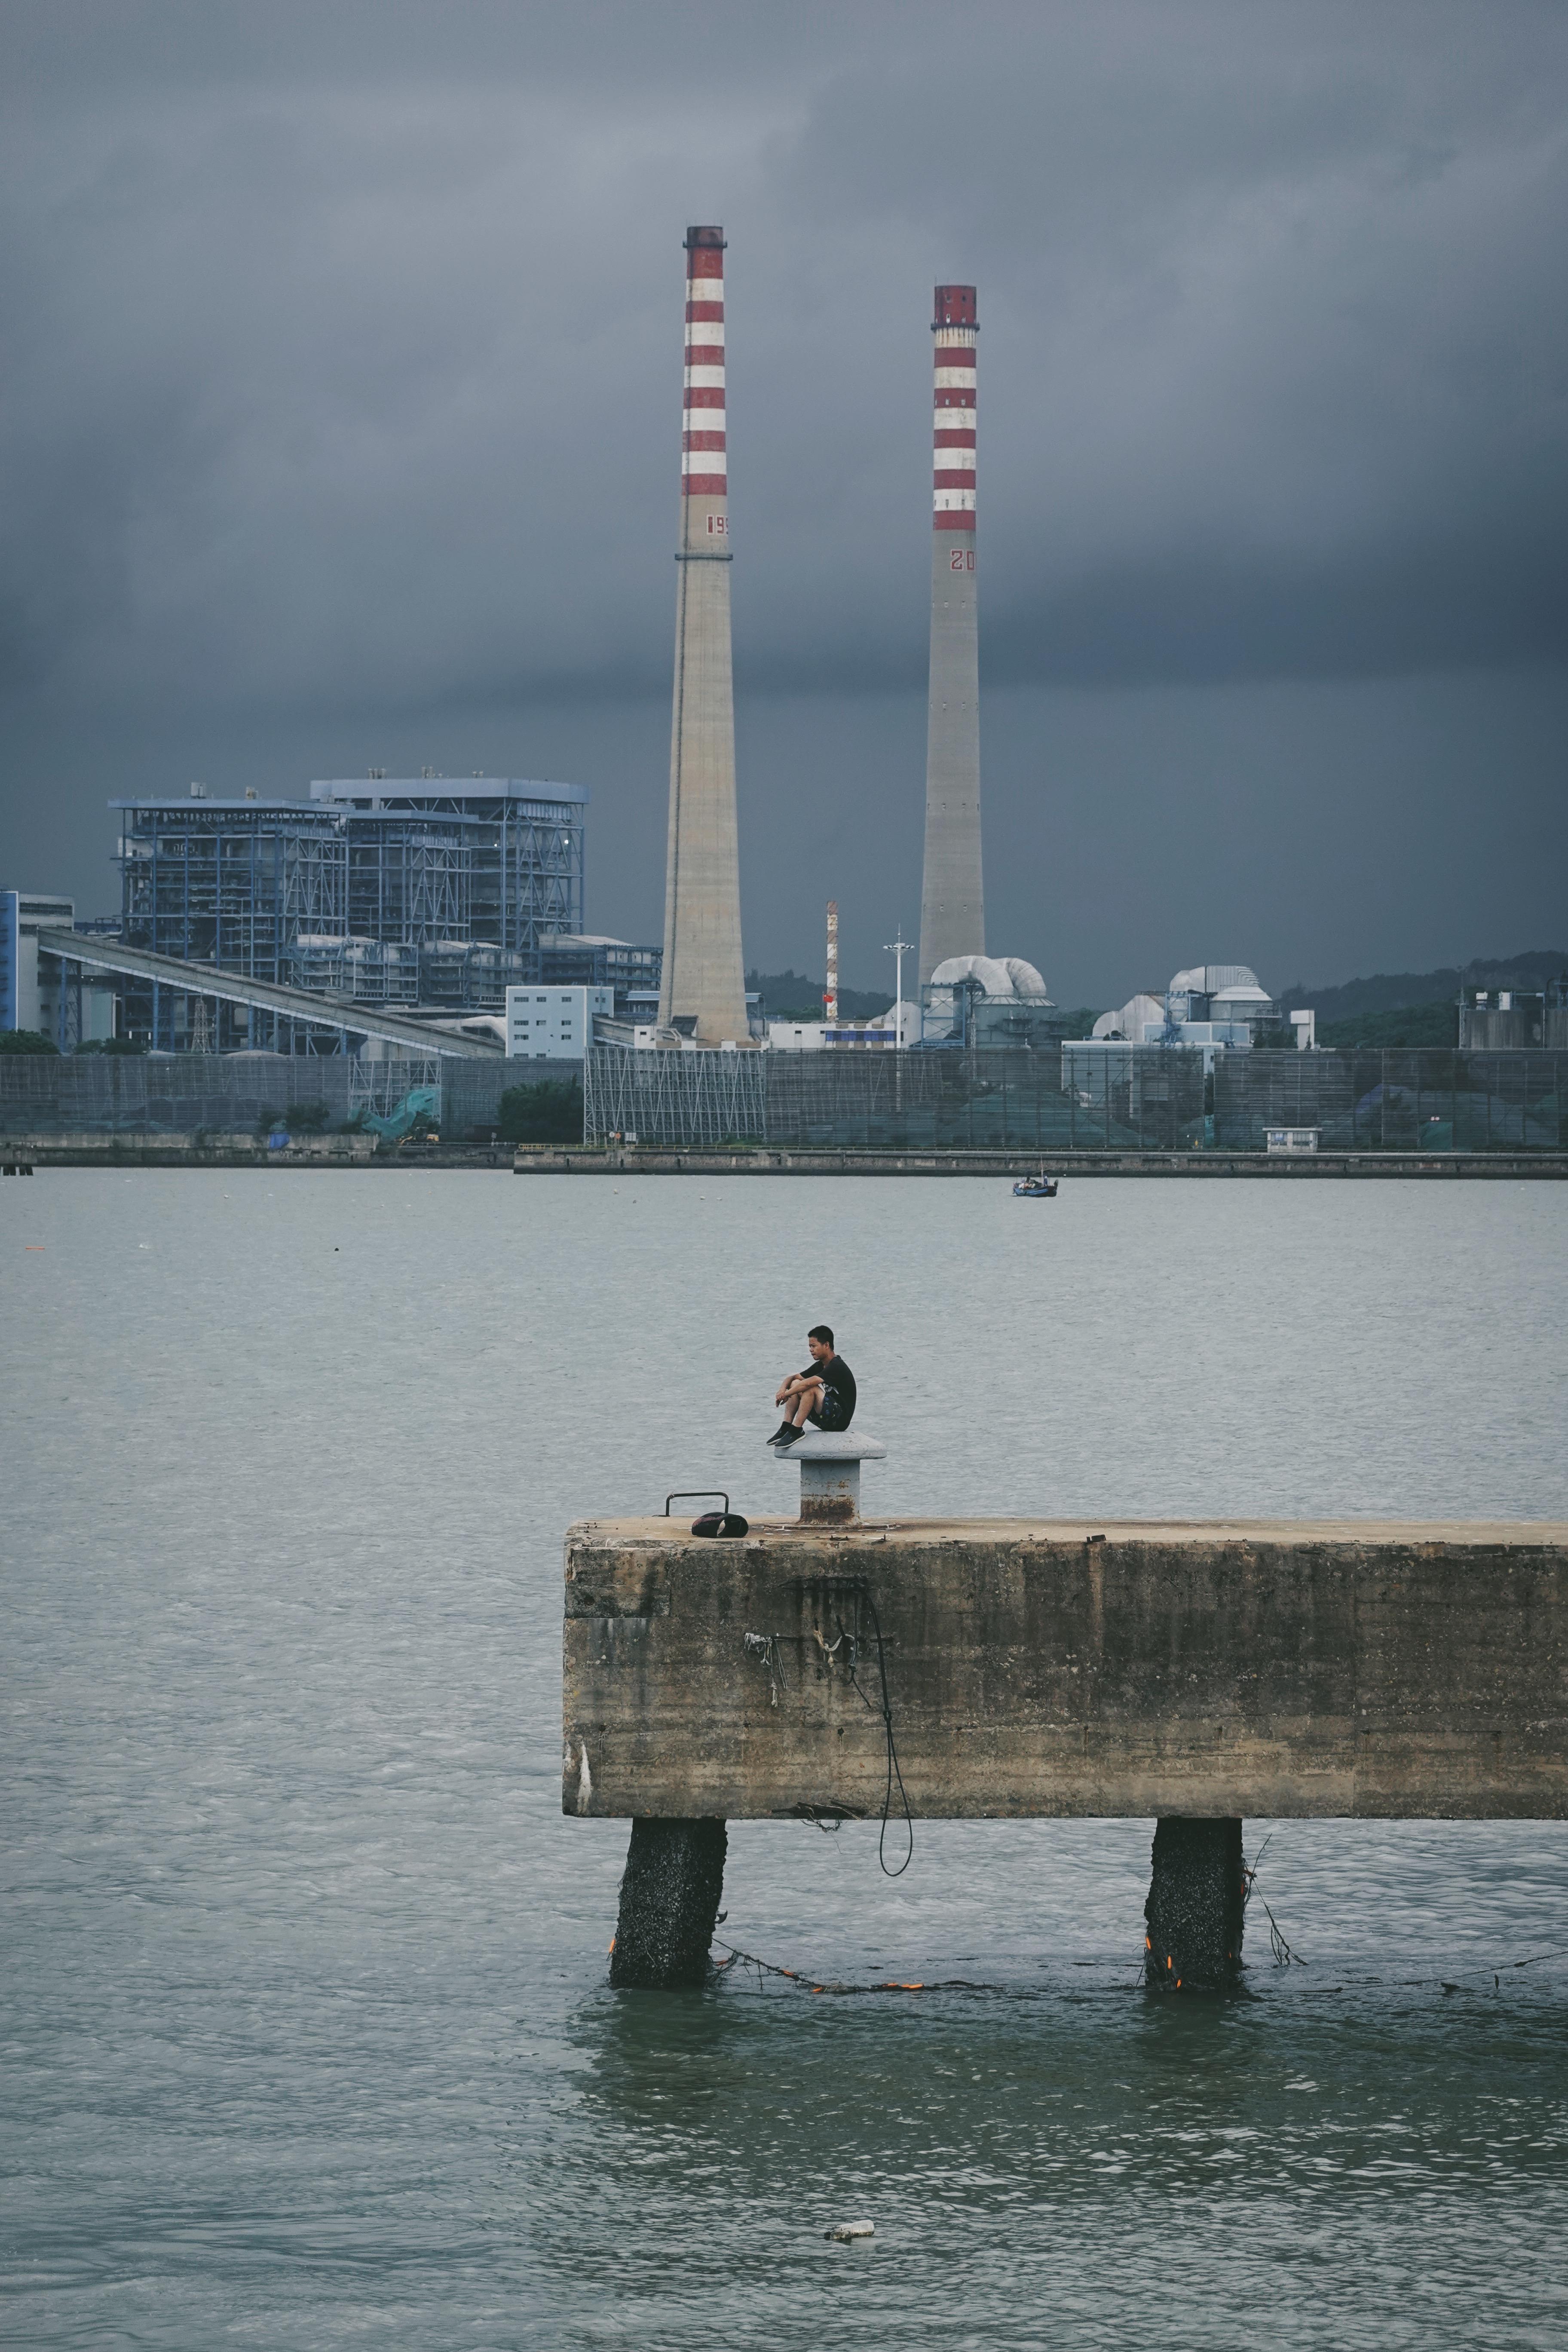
775, 1430, 887, 1524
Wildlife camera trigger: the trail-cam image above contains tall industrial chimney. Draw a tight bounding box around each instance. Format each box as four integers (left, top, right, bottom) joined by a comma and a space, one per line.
657, 225, 749, 1045
825, 901, 839, 1024
917, 283, 984, 985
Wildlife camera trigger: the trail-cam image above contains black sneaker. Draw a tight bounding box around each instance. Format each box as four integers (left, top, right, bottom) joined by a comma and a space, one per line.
765, 1422, 795, 1447
775, 1425, 803, 1449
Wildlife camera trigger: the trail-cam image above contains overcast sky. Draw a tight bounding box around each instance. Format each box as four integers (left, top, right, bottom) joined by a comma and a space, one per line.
1, 0, 1564, 1000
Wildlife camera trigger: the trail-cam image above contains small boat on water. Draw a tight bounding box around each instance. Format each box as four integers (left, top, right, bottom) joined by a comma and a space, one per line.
1012, 1172, 1059, 1197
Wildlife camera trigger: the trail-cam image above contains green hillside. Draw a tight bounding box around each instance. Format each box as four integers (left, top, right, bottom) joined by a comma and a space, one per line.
746, 968, 892, 1020
1314, 1003, 1457, 1050
1276, 950, 1566, 1025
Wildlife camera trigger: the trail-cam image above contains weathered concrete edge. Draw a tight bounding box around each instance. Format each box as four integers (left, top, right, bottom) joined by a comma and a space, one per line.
562, 1518, 1568, 1823
565, 1513, 1568, 1549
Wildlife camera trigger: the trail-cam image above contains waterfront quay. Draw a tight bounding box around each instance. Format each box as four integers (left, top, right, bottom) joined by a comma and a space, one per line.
8, 1139, 1566, 1174
517, 1145, 1568, 1178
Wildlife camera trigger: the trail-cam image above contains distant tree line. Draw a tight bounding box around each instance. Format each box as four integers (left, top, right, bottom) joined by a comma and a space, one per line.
498, 1078, 582, 1143
1276, 949, 1567, 1026
0, 1033, 148, 1057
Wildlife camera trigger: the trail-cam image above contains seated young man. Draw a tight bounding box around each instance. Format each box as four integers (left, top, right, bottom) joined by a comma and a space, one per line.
768, 1325, 856, 1449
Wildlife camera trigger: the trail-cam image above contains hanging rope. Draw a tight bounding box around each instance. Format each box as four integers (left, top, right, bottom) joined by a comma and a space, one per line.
747, 1575, 913, 1875
710, 1932, 1564, 2002
834, 1581, 913, 1877
712, 1937, 991, 1995
1241, 1835, 1301, 1966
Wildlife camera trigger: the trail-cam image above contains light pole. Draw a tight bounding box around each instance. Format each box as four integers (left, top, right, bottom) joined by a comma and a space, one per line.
883, 931, 914, 1049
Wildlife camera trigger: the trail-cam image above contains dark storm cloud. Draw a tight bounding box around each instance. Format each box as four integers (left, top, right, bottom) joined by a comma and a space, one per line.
5, 0, 1566, 707
1, 1, 1565, 991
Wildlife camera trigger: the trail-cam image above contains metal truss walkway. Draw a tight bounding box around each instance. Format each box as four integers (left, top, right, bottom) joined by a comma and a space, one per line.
36, 927, 503, 1060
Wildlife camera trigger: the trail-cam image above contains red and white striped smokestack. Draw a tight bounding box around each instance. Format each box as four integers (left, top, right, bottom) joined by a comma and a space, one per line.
932, 283, 978, 532
825, 900, 839, 1024
918, 283, 985, 983
658, 225, 749, 1044
682, 226, 728, 504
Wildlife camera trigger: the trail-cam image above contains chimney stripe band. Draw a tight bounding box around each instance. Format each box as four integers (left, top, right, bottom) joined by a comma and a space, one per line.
682, 248, 726, 495
932, 282, 976, 527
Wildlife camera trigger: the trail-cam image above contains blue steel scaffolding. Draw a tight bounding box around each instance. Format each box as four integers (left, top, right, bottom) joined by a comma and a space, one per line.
112, 779, 587, 1050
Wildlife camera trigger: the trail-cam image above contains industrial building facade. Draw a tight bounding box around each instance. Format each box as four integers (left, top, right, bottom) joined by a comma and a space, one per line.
2, 891, 77, 1038
110, 778, 588, 1050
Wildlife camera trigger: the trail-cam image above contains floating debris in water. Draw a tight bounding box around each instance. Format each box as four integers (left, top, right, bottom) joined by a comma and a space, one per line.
826, 2220, 875, 2243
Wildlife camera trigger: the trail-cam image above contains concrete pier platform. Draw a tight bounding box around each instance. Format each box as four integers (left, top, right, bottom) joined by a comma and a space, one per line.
563, 1517, 1568, 1822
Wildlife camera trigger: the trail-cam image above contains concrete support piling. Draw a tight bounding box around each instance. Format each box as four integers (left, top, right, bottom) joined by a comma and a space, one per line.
1144, 1818, 1246, 1992
609, 1818, 728, 1990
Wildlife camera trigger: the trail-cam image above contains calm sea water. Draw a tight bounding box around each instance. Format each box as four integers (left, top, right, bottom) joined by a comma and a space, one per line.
4, 1171, 1566, 2350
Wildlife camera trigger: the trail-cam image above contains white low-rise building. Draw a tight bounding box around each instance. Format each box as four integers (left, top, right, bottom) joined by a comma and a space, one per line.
2, 891, 76, 1038
504, 985, 613, 1060
766, 998, 919, 1050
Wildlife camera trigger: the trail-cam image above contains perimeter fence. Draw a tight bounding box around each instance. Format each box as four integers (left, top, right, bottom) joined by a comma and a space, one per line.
0, 1053, 559, 1138
7, 1043, 1564, 1153
586, 1044, 1568, 1154
1212, 1048, 1568, 1152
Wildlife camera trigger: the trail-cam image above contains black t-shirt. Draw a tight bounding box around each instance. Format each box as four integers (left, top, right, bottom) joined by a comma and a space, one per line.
803, 1354, 856, 1422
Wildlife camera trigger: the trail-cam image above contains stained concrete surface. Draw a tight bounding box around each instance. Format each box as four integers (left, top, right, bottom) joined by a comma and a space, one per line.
564, 1518, 1568, 1821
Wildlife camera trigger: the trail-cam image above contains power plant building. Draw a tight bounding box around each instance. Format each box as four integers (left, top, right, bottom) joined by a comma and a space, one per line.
2, 891, 79, 1040
921, 953, 1060, 1049
1089, 966, 1280, 1047
109, 777, 588, 1049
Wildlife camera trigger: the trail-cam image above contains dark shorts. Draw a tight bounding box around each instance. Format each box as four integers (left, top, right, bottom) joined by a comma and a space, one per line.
807, 1392, 851, 1433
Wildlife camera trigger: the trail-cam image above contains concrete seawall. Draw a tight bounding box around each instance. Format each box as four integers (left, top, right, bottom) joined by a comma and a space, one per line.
564, 1518, 1568, 1822
526, 1149, 1568, 1178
